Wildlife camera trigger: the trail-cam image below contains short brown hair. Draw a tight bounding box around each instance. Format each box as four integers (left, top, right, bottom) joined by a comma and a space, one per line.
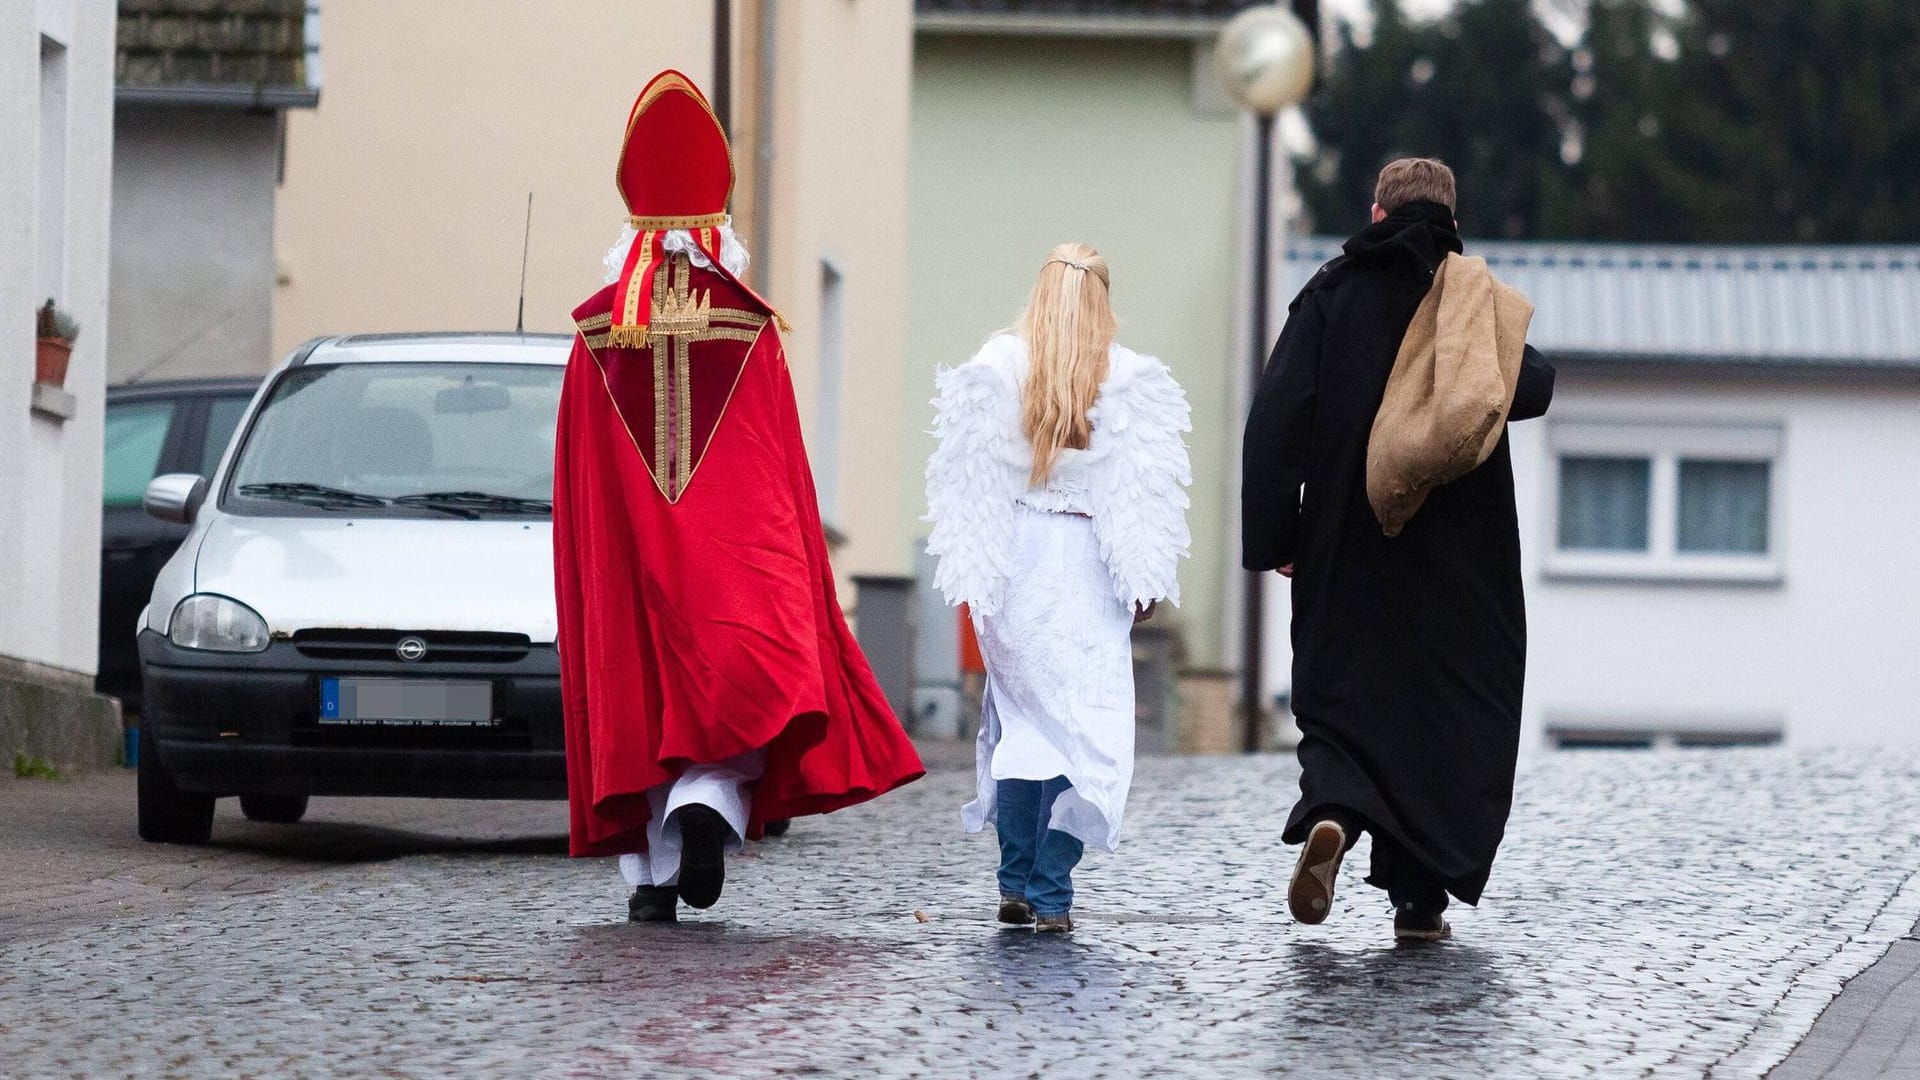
1374, 157, 1456, 214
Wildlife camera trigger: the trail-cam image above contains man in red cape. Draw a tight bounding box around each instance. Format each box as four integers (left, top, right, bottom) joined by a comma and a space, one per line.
553, 70, 924, 922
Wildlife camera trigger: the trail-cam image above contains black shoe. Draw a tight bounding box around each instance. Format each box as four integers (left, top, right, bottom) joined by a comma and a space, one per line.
763, 818, 792, 838
675, 805, 730, 910
1392, 903, 1452, 943
628, 885, 677, 923
997, 894, 1034, 926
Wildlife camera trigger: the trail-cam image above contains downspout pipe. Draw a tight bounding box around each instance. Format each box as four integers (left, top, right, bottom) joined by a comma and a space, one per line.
752, 0, 777, 293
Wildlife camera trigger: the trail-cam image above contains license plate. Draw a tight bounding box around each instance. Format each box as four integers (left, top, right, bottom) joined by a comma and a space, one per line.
319, 677, 495, 727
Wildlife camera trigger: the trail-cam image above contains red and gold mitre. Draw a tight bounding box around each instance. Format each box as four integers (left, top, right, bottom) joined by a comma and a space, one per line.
609, 70, 735, 348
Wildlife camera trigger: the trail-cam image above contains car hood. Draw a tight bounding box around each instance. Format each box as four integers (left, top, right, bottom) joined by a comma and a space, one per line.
192, 514, 556, 641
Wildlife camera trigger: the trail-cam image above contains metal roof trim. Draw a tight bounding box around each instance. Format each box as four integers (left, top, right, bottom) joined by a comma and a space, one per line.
1280, 237, 1920, 369
115, 84, 320, 110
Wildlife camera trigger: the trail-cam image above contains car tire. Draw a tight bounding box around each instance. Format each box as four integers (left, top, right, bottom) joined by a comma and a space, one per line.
239, 794, 309, 824
137, 742, 215, 845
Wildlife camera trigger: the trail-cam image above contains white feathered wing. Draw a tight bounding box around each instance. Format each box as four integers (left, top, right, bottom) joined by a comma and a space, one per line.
924, 340, 1028, 617
1086, 349, 1193, 609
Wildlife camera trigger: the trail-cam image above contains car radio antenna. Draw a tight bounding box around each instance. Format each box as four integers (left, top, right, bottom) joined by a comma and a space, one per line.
514, 192, 533, 334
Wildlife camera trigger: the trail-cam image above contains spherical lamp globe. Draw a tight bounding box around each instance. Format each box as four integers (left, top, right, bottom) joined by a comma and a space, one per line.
1217, 5, 1316, 115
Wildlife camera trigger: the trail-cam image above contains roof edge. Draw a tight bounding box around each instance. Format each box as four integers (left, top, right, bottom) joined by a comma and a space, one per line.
1554, 350, 1920, 377
116, 84, 319, 110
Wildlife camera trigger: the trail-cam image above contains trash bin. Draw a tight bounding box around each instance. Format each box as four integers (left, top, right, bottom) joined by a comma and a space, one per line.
852, 574, 918, 727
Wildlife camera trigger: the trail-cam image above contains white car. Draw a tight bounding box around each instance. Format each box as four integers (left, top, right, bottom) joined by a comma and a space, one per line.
136, 332, 570, 844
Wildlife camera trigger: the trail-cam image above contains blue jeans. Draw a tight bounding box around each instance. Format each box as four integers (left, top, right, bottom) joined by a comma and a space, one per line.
996, 776, 1085, 916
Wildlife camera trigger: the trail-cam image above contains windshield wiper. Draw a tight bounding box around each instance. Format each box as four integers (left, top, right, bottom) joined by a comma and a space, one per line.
237, 482, 390, 510
392, 491, 553, 517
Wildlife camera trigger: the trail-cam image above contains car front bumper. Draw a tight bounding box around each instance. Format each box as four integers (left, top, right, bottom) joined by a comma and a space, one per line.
138, 630, 565, 799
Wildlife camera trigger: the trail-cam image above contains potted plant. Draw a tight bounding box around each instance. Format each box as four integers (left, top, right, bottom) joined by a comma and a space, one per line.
35, 299, 78, 388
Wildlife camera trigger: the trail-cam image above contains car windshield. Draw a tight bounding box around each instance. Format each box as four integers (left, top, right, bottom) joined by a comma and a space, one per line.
226, 362, 561, 517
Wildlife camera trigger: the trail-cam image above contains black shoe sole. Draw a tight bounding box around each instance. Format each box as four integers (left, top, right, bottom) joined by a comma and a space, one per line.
675, 805, 729, 910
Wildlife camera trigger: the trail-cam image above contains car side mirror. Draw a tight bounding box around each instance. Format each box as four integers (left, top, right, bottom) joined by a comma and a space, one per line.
144, 473, 209, 525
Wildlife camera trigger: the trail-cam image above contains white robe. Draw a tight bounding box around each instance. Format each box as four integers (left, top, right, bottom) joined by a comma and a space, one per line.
926, 335, 1192, 851
618, 750, 763, 887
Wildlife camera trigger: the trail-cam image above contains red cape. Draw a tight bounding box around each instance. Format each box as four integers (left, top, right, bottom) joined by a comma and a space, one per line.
553, 262, 923, 858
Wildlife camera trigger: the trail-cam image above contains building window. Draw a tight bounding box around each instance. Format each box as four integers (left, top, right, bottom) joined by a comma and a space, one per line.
813, 258, 845, 523
1557, 456, 1651, 551
1676, 460, 1770, 554
1545, 421, 1782, 584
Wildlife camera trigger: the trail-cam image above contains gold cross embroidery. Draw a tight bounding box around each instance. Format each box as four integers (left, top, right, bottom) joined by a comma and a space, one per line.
637, 255, 767, 502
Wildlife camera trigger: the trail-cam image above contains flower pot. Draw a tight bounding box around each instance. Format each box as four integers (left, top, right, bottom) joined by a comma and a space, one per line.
35, 338, 72, 387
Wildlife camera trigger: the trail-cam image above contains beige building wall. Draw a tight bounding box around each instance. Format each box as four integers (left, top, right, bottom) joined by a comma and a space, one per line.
902, 32, 1246, 668
273, 1, 715, 358
272, 0, 915, 579
750, 1, 915, 578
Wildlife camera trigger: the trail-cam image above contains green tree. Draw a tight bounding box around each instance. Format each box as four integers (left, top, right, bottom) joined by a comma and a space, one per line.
1620, 0, 1920, 241
1296, 0, 1574, 238
1298, 0, 1920, 242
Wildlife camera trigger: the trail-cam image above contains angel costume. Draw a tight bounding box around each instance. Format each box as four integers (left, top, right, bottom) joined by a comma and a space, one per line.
926, 333, 1191, 910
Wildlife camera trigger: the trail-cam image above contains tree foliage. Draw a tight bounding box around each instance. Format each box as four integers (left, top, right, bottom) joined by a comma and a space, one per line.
1295, 0, 1920, 242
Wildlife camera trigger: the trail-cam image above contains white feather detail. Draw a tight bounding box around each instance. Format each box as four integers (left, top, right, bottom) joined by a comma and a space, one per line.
924, 335, 1192, 616
924, 337, 1028, 616
1085, 347, 1193, 609
601, 221, 751, 285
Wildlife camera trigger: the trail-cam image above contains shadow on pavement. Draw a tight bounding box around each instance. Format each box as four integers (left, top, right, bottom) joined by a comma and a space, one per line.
206, 820, 570, 864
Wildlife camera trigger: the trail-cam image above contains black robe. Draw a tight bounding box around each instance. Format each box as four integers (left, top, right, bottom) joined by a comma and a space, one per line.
1242, 201, 1555, 905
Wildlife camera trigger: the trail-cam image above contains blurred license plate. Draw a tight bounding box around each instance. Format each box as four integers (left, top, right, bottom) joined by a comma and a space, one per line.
319, 678, 494, 727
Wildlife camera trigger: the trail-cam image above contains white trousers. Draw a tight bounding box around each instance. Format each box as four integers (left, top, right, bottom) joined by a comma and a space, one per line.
618, 750, 764, 887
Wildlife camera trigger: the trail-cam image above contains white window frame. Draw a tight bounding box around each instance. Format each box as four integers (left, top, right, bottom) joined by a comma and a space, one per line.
1544, 419, 1785, 585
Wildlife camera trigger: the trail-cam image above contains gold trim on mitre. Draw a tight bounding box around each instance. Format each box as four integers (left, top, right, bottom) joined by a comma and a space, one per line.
630, 212, 729, 230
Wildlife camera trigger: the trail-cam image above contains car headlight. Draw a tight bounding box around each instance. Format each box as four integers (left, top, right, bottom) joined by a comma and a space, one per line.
168, 594, 271, 653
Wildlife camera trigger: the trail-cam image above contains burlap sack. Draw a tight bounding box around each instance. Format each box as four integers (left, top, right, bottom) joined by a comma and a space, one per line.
1367, 253, 1534, 537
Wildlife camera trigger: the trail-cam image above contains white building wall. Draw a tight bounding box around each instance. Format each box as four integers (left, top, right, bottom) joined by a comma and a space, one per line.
1510, 369, 1920, 749
0, 0, 116, 676
108, 104, 280, 383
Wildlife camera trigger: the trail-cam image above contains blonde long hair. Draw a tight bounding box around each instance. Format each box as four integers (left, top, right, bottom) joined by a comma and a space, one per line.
1016, 242, 1118, 488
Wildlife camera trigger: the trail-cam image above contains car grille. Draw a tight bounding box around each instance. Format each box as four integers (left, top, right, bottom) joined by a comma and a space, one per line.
290, 629, 532, 664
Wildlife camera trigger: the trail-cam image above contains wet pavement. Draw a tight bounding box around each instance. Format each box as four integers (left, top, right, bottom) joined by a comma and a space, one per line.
2, 746, 1917, 1078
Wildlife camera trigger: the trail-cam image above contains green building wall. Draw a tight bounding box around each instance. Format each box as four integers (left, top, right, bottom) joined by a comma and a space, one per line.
901, 32, 1245, 670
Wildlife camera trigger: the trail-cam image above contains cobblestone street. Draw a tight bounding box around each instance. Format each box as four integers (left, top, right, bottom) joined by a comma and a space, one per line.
2, 746, 1917, 1078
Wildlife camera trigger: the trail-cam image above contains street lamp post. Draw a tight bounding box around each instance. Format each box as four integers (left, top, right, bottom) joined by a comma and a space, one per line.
1216, 4, 1316, 754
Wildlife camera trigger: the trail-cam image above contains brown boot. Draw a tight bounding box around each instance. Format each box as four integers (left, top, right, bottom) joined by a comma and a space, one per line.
997, 895, 1034, 926
1034, 911, 1074, 934
1288, 819, 1347, 925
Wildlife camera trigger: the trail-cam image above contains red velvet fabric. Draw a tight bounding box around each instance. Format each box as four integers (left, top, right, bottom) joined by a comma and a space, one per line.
616, 70, 732, 221
554, 279, 925, 858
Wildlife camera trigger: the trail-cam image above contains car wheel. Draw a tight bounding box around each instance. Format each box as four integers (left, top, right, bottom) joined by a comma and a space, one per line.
239, 794, 309, 824
137, 742, 215, 845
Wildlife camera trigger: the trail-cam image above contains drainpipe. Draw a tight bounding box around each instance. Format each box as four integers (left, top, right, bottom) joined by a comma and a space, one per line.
751, 0, 777, 293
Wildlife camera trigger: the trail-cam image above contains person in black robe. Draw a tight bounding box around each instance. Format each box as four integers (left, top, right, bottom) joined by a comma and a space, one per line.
1241, 159, 1555, 942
